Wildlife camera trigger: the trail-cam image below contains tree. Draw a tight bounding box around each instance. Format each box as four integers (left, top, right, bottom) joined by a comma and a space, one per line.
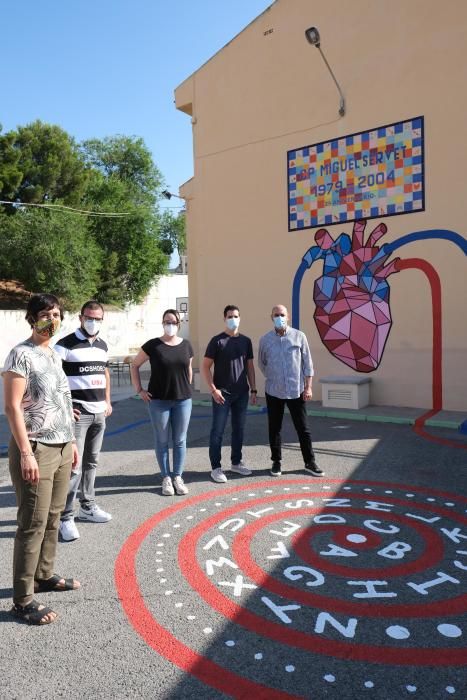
0, 208, 101, 310
159, 210, 186, 260
81, 135, 168, 306
0, 128, 22, 201
0, 120, 88, 206
0, 124, 170, 309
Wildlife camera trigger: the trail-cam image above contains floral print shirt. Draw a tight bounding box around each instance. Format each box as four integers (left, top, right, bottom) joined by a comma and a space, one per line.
3, 340, 74, 444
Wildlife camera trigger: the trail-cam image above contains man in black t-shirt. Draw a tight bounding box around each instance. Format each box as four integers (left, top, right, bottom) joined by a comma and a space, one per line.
202, 305, 257, 483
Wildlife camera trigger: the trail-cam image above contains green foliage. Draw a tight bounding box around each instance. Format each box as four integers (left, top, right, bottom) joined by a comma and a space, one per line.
0, 120, 88, 205
81, 135, 168, 306
0, 124, 171, 309
81, 136, 161, 202
159, 209, 186, 258
0, 130, 23, 200
0, 209, 101, 310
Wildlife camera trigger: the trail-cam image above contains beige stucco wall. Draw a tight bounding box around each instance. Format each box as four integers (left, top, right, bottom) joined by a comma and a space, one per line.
176, 0, 467, 411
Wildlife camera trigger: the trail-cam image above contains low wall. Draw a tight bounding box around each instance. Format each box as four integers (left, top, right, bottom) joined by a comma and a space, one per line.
1, 274, 189, 367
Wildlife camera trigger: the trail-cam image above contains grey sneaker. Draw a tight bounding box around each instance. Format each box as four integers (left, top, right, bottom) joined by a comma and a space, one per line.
210, 468, 228, 483
173, 476, 188, 495
231, 461, 252, 476
59, 519, 80, 541
78, 505, 112, 523
162, 476, 175, 496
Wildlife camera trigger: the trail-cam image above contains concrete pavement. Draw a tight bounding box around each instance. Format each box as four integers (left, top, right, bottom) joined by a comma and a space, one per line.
0, 388, 466, 699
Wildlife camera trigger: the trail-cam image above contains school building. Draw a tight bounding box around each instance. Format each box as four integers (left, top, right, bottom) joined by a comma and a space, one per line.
174, 0, 467, 411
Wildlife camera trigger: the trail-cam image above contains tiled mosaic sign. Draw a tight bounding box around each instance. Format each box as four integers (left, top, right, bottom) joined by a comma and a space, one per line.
288, 117, 424, 230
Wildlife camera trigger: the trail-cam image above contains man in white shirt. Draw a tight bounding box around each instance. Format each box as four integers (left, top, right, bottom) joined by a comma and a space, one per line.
258, 304, 323, 478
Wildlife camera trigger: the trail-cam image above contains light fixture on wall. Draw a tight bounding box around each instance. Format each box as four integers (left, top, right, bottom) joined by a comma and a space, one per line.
305, 26, 345, 117
162, 189, 185, 200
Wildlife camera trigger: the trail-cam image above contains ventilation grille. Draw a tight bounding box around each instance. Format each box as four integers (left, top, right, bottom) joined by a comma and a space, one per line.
328, 389, 352, 402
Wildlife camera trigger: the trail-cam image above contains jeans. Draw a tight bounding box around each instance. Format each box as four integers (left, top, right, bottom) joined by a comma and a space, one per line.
148, 398, 192, 477
209, 390, 249, 469
265, 393, 315, 464
61, 410, 106, 520
9, 437, 72, 604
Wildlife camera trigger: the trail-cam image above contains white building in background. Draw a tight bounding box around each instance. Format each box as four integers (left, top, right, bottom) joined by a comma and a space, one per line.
0, 273, 189, 367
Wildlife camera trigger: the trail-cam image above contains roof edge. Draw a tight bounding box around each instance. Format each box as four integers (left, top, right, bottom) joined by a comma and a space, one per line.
175, 1, 276, 91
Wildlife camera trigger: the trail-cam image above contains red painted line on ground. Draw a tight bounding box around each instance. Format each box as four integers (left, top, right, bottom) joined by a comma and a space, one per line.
271, 512, 442, 579
179, 494, 467, 665
115, 491, 300, 699
183, 494, 466, 617
115, 480, 467, 687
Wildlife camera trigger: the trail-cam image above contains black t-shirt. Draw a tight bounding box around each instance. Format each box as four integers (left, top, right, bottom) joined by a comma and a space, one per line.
204, 332, 253, 395
142, 338, 194, 400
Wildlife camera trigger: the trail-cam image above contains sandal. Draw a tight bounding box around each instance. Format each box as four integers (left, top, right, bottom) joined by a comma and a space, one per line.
11, 599, 57, 625
34, 574, 80, 593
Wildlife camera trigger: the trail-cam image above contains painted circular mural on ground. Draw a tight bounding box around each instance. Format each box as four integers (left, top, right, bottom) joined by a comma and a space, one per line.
115, 479, 467, 699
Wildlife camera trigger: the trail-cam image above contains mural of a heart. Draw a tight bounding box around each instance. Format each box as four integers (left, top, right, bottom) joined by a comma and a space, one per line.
312, 221, 400, 372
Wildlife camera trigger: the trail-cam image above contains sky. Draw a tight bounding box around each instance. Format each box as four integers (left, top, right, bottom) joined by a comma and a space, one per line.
1, 0, 273, 215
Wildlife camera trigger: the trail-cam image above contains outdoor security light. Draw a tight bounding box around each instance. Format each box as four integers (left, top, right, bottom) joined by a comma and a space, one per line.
305, 26, 320, 47
305, 26, 345, 117
162, 189, 184, 201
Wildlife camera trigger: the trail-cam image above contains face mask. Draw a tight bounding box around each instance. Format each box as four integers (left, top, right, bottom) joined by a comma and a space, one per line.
83, 319, 102, 336
226, 317, 240, 331
34, 318, 61, 338
273, 316, 287, 330
163, 323, 178, 337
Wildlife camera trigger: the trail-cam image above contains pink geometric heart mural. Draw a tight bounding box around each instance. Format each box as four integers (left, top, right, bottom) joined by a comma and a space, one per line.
292, 220, 467, 448
311, 220, 399, 372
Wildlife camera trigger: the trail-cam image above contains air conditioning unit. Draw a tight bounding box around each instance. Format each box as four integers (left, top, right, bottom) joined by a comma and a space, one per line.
320, 376, 371, 409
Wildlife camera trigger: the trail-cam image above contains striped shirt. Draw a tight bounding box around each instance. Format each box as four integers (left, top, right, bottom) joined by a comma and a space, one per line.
258, 327, 314, 399
54, 329, 109, 413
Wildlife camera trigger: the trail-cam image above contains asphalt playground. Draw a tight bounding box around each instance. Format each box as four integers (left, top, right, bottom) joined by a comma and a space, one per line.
0, 389, 466, 699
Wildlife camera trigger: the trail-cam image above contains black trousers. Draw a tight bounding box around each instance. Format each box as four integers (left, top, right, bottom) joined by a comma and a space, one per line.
265, 393, 315, 464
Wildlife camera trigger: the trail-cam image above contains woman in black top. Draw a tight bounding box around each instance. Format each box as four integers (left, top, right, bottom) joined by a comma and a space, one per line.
131, 309, 193, 496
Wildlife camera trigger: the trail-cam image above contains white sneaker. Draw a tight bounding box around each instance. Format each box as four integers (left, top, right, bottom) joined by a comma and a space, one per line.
162, 476, 175, 496
59, 519, 80, 541
231, 461, 252, 476
78, 505, 112, 523
173, 476, 188, 495
210, 468, 228, 483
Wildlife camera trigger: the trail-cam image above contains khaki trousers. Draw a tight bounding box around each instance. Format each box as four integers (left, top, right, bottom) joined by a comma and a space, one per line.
9, 438, 72, 604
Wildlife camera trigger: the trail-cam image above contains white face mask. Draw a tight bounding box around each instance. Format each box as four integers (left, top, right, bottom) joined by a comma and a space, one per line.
163, 323, 178, 337
273, 315, 287, 330
83, 319, 102, 336
226, 317, 240, 331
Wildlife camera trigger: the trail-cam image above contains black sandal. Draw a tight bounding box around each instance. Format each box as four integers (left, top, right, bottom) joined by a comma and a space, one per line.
34, 574, 80, 593
11, 599, 57, 625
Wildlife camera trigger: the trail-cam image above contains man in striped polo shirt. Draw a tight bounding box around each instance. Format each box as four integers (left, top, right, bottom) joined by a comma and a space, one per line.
55, 300, 112, 542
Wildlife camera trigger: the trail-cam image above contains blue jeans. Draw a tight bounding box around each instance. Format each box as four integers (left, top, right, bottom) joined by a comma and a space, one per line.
148, 399, 192, 477
61, 411, 106, 521
209, 390, 249, 469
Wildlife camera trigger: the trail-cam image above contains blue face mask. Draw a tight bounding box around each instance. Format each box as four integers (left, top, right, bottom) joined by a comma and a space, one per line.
226, 317, 240, 331
273, 315, 287, 330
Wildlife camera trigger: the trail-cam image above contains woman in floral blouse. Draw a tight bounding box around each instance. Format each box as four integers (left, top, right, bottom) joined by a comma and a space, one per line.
3, 293, 80, 624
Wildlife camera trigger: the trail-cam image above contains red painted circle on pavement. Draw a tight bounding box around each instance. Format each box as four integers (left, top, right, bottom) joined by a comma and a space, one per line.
115, 478, 467, 698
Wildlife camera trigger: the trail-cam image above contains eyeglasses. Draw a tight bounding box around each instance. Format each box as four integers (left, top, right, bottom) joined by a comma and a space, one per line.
83, 315, 103, 323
